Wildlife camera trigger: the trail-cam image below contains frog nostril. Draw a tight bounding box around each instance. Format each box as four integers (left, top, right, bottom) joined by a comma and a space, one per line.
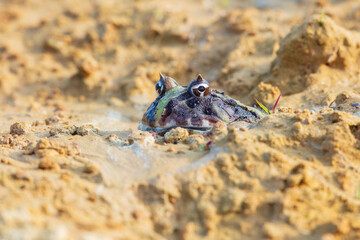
186, 98, 201, 108
204, 107, 213, 115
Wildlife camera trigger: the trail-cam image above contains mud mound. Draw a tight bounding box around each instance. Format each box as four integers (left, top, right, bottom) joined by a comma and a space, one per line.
263, 15, 360, 96
219, 14, 360, 108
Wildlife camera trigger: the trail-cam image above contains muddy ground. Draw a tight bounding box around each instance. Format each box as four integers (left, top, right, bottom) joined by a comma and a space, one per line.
0, 0, 360, 239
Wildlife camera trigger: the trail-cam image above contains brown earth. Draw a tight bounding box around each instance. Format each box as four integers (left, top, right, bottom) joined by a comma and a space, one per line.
1, 0, 360, 239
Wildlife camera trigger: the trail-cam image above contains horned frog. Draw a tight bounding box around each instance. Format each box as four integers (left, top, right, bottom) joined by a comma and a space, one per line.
138, 73, 265, 133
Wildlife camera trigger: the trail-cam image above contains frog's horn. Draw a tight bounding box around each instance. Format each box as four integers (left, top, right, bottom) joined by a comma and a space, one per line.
197, 74, 203, 80
159, 73, 179, 91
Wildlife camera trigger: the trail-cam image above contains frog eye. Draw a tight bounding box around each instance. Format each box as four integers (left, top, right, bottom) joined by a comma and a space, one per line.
155, 81, 165, 95
191, 83, 210, 97
155, 73, 179, 95
188, 74, 210, 98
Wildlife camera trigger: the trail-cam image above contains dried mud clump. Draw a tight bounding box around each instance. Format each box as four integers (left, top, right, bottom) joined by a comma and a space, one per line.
0, 134, 30, 149
164, 127, 189, 143
76, 55, 99, 76
26, 138, 81, 158
50, 124, 99, 136
75, 124, 99, 136
38, 158, 61, 170
45, 116, 62, 125
184, 134, 205, 145
49, 125, 77, 136
263, 15, 360, 95
251, 82, 281, 107
128, 130, 155, 146
10, 122, 32, 136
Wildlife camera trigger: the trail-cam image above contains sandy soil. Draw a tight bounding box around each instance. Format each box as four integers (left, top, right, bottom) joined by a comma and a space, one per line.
0, 0, 360, 239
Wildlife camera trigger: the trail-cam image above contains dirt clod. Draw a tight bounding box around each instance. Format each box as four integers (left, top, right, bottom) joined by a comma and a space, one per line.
38, 158, 60, 170
10, 122, 32, 135
164, 127, 189, 143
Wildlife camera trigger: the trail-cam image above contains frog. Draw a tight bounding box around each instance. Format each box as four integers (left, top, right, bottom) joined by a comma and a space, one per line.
138, 73, 265, 133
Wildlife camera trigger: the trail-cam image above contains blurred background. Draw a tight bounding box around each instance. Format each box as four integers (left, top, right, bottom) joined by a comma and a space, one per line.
1, 0, 358, 108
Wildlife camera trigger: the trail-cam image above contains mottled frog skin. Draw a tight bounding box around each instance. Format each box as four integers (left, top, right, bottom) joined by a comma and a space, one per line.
138, 74, 265, 133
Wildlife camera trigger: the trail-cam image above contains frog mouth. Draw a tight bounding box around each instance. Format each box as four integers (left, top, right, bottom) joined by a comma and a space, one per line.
138, 121, 211, 134
157, 126, 212, 135
173, 126, 212, 131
